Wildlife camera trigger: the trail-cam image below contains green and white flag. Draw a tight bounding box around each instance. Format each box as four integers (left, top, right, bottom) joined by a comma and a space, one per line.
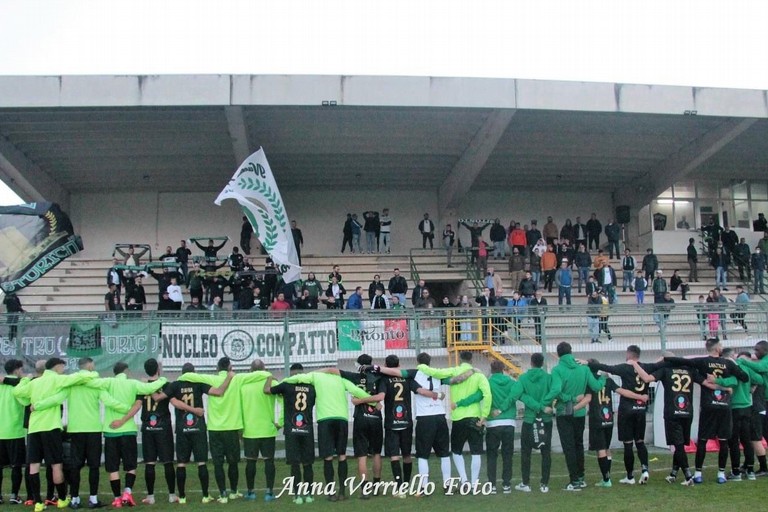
215, 148, 302, 283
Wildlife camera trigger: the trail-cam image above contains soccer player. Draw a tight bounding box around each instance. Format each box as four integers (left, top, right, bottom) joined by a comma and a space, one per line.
589, 345, 663, 486
550, 342, 605, 491
632, 354, 706, 486
66, 357, 127, 509
281, 370, 372, 501
265, 364, 317, 505
714, 349, 763, 481
736, 340, 768, 475
167, 363, 233, 504
178, 357, 269, 503
336, 355, 384, 494
417, 351, 492, 486
665, 338, 749, 484
137, 359, 176, 504
13, 358, 97, 512
376, 355, 438, 496
512, 353, 557, 493
1, 359, 27, 505
98, 362, 168, 507
240, 360, 279, 502
587, 363, 619, 488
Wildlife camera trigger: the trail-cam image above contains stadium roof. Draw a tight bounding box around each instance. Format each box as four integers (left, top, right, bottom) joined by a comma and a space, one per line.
0, 75, 766, 214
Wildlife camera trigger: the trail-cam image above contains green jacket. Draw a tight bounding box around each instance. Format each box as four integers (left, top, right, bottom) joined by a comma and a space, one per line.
516, 367, 558, 423
716, 359, 764, 409
550, 354, 605, 418
283, 372, 370, 422
68, 372, 129, 433
14, 370, 98, 434
0, 376, 28, 439
179, 371, 268, 431
738, 356, 768, 399
240, 371, 283, 438
95, 374, 167, 436
417, 363, 492, 421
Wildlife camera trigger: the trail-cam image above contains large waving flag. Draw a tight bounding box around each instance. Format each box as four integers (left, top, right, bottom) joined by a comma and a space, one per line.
215, 148, 302, 283
0, 202, 83, 293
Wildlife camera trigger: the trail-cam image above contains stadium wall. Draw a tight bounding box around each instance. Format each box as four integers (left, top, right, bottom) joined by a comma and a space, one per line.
69, 188, 614, 257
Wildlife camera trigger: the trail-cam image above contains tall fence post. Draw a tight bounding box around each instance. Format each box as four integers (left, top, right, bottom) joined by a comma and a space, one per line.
283, 314, 290, 377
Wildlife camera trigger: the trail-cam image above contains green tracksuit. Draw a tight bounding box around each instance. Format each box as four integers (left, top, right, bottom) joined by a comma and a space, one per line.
179, 371, 269, 431
550, 354, 605, 417
95, 374, 167, 437
240, 372, 283, 439
417, 363, 492, 421
716, 359, 764, 409
0, 376, 28, 439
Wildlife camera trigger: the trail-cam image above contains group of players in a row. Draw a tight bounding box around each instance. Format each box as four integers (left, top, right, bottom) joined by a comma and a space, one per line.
0, 337, 766, 508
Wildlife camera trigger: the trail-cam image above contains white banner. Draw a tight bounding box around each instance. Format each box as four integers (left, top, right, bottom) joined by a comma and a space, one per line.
160, 321, 337, 371
215, 148, 302, 283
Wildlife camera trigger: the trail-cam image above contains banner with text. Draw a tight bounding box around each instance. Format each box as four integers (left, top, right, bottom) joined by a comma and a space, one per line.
160, 321, 337, 371
337, 319, 409, 352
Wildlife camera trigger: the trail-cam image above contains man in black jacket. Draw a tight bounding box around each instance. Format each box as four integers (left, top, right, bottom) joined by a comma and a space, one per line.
291, 220, 304, 264
341, 214, 353, 253
240, 216, 253, 255
460, 220, 491, 264
686, 237, 698, 282
418, 214, 436, 249
573, 216, 588, 249
489, 219, 507, 260
388, 268, 408, 307
586, 213, 602, 251
175, 240, 192, 281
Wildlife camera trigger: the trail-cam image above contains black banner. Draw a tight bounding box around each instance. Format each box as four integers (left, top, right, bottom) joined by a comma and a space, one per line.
0, 202, 83, 293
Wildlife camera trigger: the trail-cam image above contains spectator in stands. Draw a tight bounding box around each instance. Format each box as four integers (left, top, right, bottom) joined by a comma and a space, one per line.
106, 258, 123, 301
477, 238, 489, 275
415, 288, 436, 309
526, 221, 542, 254
633, 270, 647, 304
126, 297, 141, 312
573, 216, 587, 250
412, 279, 427, 306
128, 275, 147, 310
104, 284, 118, 313
752, 246, 766, 295
186, 262, 204, 304
754, 213, 767, 232
388, 268, 408, 307
598, 290, 612, 340
115, 244, 149, 267
712, 247, 730, 291
593, 249, 609, 271
597, 262, 617, 304
733, 285, 749, 332
734, 237, 751, 281
586, 275, 599, 297
443, 224, 456, 267
328, 265, 343, 284
686, 237, 699, 282
379, 208, 392, 254
641, 248, 658, 281
325, 276, 346, 309
486, 267, 503, 299
721, 225, 738, 255
297, 289, 319, 310
529, 289, 547, 343
653, 292, 675, 331
669, 269, 689, 301
3, 293, 23, 340
621, 249, 636, 292
695, 295, 707, 340
652, 270, 668, 303
518, 271, 537, 299
714, 287, 729, 339
475, 287, 495, 340
604, 219, 621, 259
461, 220, 491, 264
290, 220, 304, 264
301, 272, 322, 300
241, 216, 253, 255
508, 247, 525, 291
541, 245, 557, 293
368, 274, 385, 305
209, 295, 223, 312
228, 246, 244, 272
560, 219, 575, 246
702, 216, 723, 256
341, 214, 353, 253
390, 295, 405, 310
158, 290, 175, 311
195, 238, 227, 260
351, 214, 363, 253
371, 288, 388, 310
556, 239, 574, 267
555, 260, 573, 306
503, 291, 526, 342
490, 219, 507, 259
175, 240, 191, 280
363, 211, 379, 254
532, 238, 547, 258
574, 244, 591, 294
166, 277, 184, 310
419, 213, 436, 249
186, 296, 204, 311
508, 222, 527, 256
438, 296, 454, 308
347, 287, 364, 310
270, 292, 292, 312
542, 217, 559, 246
238, 282, 255, 311
528, 250, 542, 288
586, 213, 602, 251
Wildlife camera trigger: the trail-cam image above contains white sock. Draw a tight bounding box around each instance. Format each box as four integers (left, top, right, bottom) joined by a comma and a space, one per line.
417, 459, 430, 491
440, 457, 452, 485
452, 453, 468, 483
71, 498, 80, 505
694, 470, 702, 478
471, 455, 482, 483
124, 488, 132, 494
89, 496, 98, 504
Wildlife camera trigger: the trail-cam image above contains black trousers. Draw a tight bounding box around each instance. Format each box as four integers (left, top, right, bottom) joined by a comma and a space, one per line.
557, 415, 585, 484
521, 422, 552, 486
422, 233, 434, 249
341, 234, 353, 253
588, 234, 600, 251
729, 408, 754, 473
486, 426, 514, 487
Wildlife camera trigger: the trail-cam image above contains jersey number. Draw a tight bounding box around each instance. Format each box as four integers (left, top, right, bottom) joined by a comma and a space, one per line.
295, 392, 308, 412
671, 374, 692, 393
598, 389, 611, 405
180, 393, 195, 407
393, 382, 404, 402
145, 396, 158, 412
634, 375, 646, 393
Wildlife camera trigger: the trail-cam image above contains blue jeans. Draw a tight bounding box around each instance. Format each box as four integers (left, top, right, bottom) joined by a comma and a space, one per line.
381, 232, 391, 253
755, 270, 765, 294
587, 316, 599, 340
635, 291, 644, 304
493, 241, 506, 259
577, 267, 589, 293
716, 266, 727, 288
622, 270, 633, 291
558, 286, 572, 305
607, 240, 620, 259
531, 271, 541, 287
365, 231, 376, 253
352, 233, 361, 252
